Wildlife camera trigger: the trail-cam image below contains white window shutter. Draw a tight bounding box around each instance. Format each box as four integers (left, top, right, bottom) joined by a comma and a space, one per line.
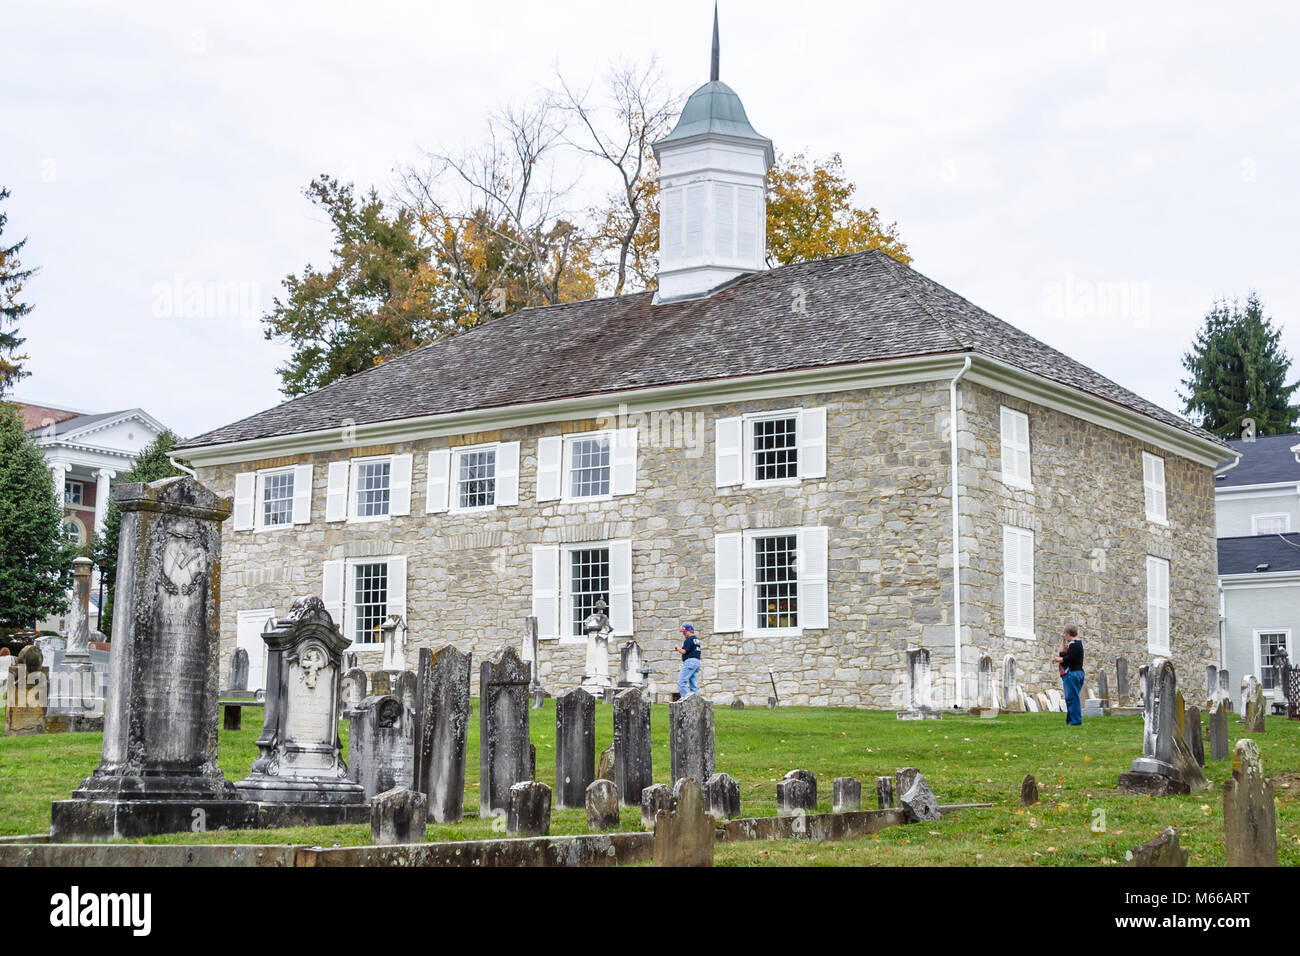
608, 539, 634, 636
291, 464, 313, 525
1003, 527, 1034, 636
322, 559, 345, 632
325, 461, 349, 522
715, 417, 743, 487
798, 407, 827, 479
532, 545, 560, 639
425, 450, 451, 513
798, 526, 830, 629
389, 454, 413, 516
714, 532, 744, 633
536, 436, 563, 502
233, 472, 255, 531
386, 555, 407, 621
1000, 408, 1015, 479
496, 441, 520, 506
611, 428, 638, 496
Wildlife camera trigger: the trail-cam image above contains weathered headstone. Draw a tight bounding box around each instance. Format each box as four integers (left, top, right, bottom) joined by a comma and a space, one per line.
371, 787, 427, 845
585, 779, 620, 831
1138, 664, 1150, 707
875, 776, 894, 809
833, 776, 862, 813
776, 769, 817, 815
618, 639, 644, 687
1024, 694, 1040, 713
729, 698, 744, 709
613, 686, 652, 807
49, 557, 100, 720
379, 614, 406, 673
554, 687, 596, 810
1218, 667, 1231, 711
1001, 655, 1020, 711
395, 669, 417, 720
1206, 701, 1230, 762
641, 783, 672, 831
1242, 675, 1266, 732
1127, 827, 1187, 867
478, 646, 531, 817
230, 648, 250, 693
347, 694, 414, 799
580, 599, 614, 695
1223, 739, 1277, 867
1097, 668, 1109, 703
977, 654, 995, 709
370, 671, 391, 697
897, 647, 941, 719
70, 478, 239, 809
1183, 703, 1205, 768
1277, 649, 1298, 720
506, 780, 551, 837
521, 615, 545, 701
894, 767, 920, 802
668, 694, 715, 784
597, 742, 616, 783
236, 597, 366, 805
1020, 773, 1038, 806
412, 645, 471, 823
1171, 733, 1210, 792
1118, 659, 1188, 796
900, 774, 942, 822
4, 646, 47, 735
652, 777, 714, 868
703, 772, 741, 820
1115, 657, 1130, 706
341, 668, 367, 714
1205, 664, 1218, 705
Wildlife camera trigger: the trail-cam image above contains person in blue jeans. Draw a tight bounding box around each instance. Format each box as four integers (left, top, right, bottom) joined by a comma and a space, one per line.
675, 623, 701, 698
1054, 625, 1085, 725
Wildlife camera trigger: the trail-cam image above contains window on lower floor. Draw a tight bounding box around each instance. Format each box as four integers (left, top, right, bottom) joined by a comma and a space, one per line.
352, 562, 388, 644
62, 519, 83, 545
713, 527, 827, 634
531, 540, 633, 640
1258, 630, 1290, 691
753, 533, 798, 629
567, 547, 610, 638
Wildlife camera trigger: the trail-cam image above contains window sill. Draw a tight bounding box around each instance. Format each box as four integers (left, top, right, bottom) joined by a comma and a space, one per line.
1006, 628, 1036, 640
250, 522, 298, 534
1146, 516, 1170, 528
559, 494, 614, 505
1000, 477, 1034, 492
744, 627, 802, 639
742, 478, 803, 490
450, 504, 499, 515
347, 514, 393, 524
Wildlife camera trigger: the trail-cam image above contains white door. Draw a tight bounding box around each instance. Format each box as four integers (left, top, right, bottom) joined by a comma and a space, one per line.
236, 608, 275, 693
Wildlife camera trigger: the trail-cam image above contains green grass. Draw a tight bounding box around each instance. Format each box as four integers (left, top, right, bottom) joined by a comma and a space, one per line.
3, 700, 1297, 865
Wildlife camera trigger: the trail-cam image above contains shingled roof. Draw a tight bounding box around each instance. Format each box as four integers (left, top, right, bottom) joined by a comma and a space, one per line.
1218, 533, 1300, 575
178, 250, 1225, 452
1216, 433, 1300, 487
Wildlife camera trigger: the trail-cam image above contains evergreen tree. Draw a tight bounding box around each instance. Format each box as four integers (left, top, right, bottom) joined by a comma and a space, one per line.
0, 187, 35, 396
1179, 292, 1299, 439
92, 430, 187, 637
0, 402, 74, 631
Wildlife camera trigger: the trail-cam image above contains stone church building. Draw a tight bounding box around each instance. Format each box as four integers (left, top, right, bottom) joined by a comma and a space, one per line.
178, 32, 1230, 708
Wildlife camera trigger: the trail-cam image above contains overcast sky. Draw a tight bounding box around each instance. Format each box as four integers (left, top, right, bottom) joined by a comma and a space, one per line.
3, 0, 1297, 439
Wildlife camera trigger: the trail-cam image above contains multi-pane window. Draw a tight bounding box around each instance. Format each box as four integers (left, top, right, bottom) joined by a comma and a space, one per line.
456, 448, 497, 509
751, 416, 798, 482
62, 519, 82, 544
353, 562, 388, 643
259, 470, 295, 527
354, 460, 392, 518
1142, 452, 1167, 523
64, 481, 83, 506
568, 547, 610, 637
1146, 556, 1170, 653
1252, 513, 1290, 535
1258, 631, 1290, 691
754, 534, 798, 629
1000, 407, 1031, 488
568, 436, 611, 499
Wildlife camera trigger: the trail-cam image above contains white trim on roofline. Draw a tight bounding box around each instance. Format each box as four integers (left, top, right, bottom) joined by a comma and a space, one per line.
1219, 571, 1300, 588
1214, 481, 1300, 499
180, 351, 1231, 469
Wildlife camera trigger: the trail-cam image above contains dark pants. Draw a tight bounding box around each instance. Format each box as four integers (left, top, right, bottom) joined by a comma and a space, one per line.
1063, 669, 1085, 725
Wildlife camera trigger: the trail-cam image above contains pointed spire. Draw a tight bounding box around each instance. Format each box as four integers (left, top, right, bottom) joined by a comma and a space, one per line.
710, 3, 720, 82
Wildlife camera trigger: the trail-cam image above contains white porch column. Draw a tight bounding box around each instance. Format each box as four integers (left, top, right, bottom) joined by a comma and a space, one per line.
49, 460, 69, 504
94, 469, 116, 537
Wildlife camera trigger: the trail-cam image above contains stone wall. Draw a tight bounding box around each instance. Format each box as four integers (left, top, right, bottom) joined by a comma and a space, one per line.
196, 377, 1219, 709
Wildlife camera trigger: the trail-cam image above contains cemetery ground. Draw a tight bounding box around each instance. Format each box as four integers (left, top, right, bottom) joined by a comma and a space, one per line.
2, 703, 1296, 866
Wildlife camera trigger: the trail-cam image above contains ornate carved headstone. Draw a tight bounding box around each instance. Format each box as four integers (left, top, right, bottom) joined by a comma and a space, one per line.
412, 645, 470, 823
1118, 659, 1189, 796
580, 599, 613, 695
478, 646, 531, 817
236, 597, 365, 805
777, 769, 817, 815
669, 694, 715, 784
347, 694, 414, 799
555, 687, 595, 810
897, 647, 940, 719
613, 685, 652, 806
1223, 739, 1277, 867
1279, 649, 1299, 720
1001, 655, 1020, 712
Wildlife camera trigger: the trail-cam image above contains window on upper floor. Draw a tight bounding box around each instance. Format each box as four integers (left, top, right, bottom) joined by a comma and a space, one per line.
535, 430, 637, 503
999, 407, 1031, 489
568, 434, 611, 499
715, 408, 826, 488
1146, 555, 1170, 653
425, 443, 519, 514
233, 464, 314, 531
456, 446, 496, 509
257, 468, 295, 529
1142, 452, 1167, 524
64, 480, 83, 506
322, 454, 412, 522
354, 458, 391, 518
1252, 513, 1291, 535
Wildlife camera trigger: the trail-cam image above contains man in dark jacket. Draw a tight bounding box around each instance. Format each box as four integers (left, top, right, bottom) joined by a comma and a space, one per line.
675, 623, 701, 698
1054, 625, 1085, 726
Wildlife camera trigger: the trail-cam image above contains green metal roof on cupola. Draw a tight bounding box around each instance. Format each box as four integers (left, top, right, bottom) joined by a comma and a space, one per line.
653, 7, 775, 165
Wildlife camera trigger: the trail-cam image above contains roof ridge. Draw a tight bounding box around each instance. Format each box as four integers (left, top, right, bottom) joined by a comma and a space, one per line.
875, 252, 973, 351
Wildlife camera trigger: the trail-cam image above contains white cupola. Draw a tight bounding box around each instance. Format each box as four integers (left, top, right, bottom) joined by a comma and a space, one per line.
652, 6, 774, 302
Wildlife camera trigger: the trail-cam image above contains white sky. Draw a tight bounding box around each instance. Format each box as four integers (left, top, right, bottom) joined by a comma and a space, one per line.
3, 0, 1297, 438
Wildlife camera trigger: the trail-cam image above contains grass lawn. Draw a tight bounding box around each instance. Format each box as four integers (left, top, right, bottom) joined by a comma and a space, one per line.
2, 700, 1297, 866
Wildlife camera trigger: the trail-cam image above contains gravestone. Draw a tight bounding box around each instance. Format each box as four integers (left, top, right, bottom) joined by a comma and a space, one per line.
1279, 649, 1299, 720
1218, 667, 1231, 711
1097, 668, 1109, 703
669, 694, 715, 784
977, 655, 995, 709
875, 776, 893, 809
1171, 732, 1210, 792
597, 742, 616, 783
4, 645, 47, 735
1127, 827, 1187, 867
900, 774, 942, 822
520, 615, 545, 702
1183, 703, 1205, 768
1020, 773, 1038, 806
1138, 664, 1150, 707
703, 772, 741, 820
652, 777, 714, 868
729, 698, 744, 709
613, 686, 652, 807
641, 783, 673, 831
347, 694, 414, 799
230, 648, 250, 693
341, 668, 368, 715
777, 769, 818, 815
379, 614, 406, 673
894, 767, 920, 802
478, 646, 531, 817
580, 599, 614, 695
1118, 659, 1188, 796
618, 639, 644, 687
48, 557, 101, 722
554, 687, 596, 810
371, 787, 426, 845
1205, 664, 1218, 705
833, 776, 862, 813
897, 647, 941, 719
1115, 658, 1130, 706
395, 670, 417, 720
585, 779, 620, 831
69, 478, 240, 809
1206, 702, 1230, 762
412, 645, 471, 823
236, 597, 365, 805
506, 781, 551, 837
370, 671, 391, 696
1024, 694, 1039, 713
1222, 739, 1277, 867
1046, 688, 1064, 713
1242, 675, 1266, 732
1001, 655, 1020, 711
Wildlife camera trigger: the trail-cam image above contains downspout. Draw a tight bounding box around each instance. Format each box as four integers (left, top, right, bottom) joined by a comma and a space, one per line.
949, 354, 972, 708
169, 455, 197, 479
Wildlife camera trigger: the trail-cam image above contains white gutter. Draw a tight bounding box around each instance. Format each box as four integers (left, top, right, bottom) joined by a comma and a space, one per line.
169, 455, 197, 478
949, 354, 972, 708
1214, 455, 1242, 478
